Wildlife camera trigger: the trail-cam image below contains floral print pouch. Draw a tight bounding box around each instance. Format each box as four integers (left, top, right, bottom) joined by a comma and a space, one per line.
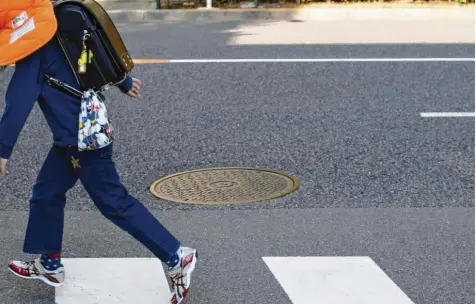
78, 89, 113, 151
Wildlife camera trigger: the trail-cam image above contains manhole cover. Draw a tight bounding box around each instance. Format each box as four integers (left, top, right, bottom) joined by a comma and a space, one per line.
150, 168, 299, 205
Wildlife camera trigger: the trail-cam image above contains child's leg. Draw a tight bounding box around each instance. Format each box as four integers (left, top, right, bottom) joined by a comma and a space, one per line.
8, 145, 78, 287
75, 144, 181, 265
23, 145, 78, 254
75, 144, 198, 303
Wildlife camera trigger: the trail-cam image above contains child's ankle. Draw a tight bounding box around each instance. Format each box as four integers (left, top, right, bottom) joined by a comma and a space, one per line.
40, 253, 62, 271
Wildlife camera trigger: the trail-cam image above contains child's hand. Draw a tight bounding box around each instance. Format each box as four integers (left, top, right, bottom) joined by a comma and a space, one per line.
0, 158, 7, 177
127, 78, 142, 98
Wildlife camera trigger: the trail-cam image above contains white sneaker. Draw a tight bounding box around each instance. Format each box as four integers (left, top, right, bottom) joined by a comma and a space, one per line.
168, 247, 198, 304
8, 258, 65, 287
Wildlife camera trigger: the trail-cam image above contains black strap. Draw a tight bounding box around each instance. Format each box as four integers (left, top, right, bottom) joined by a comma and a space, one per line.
45, 74, 106, 100
45, 74, 83, 98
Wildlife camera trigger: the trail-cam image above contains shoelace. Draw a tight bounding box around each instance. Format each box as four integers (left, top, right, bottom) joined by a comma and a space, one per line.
169, 267, 187, 299
171, 273, 185, 288
25, 260, 42, 276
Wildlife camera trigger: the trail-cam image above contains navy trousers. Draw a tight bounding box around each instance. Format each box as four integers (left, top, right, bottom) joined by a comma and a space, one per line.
22, 143, 180, 263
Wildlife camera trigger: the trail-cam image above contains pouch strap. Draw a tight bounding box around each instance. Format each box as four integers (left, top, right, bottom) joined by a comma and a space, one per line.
45, 74, 82, 98
45, 74, 105, 100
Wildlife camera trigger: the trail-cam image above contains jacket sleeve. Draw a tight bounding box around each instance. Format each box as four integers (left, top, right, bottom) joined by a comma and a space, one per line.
118, 75, 133, 94
0, 52, 42, 159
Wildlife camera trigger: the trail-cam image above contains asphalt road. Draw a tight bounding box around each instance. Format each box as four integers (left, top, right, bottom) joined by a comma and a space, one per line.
0, 19, 474, 304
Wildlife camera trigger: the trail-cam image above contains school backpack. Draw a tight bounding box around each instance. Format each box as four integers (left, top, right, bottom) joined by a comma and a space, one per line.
46, 0, 134, 97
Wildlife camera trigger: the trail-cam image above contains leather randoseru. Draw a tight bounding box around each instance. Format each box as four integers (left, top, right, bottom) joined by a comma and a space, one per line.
52, 0, 134, 92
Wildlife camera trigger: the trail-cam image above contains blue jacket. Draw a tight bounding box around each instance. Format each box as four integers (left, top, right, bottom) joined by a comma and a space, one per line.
0, 38, 133, 159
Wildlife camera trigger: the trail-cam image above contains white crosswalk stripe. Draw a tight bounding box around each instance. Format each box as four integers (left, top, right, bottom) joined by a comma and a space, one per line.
263, 256, 416, 304
55, 258, 171, 304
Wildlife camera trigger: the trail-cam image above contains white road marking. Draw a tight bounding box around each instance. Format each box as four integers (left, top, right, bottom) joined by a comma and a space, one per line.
167, 58, 475, 63
420, 112, 475, 117
263, 256, 415, 304
55, 258, 170, 304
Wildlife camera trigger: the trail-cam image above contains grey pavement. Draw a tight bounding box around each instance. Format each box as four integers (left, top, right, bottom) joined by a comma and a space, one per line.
0, 60, 473, 212
0, 208, 473, 304
0, 19, 474, 304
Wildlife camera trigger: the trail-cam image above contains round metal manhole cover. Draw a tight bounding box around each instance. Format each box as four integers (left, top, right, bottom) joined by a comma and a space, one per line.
150, 168, 299, 205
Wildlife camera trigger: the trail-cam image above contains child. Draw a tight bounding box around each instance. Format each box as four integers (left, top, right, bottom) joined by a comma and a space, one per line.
0, 3, 197, 304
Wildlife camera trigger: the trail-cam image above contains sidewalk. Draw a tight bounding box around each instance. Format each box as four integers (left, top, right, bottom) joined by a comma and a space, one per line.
96, 0, 474, 10
105, 5, 475, 22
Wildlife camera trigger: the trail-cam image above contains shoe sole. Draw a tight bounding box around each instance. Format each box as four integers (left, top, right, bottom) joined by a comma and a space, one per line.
8, 266, 64, 287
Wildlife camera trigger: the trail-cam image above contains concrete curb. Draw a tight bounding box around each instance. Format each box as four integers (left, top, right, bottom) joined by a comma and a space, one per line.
107, 7, 475, 22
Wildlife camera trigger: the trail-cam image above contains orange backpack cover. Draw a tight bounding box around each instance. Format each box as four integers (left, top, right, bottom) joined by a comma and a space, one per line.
0, 0, 57, 66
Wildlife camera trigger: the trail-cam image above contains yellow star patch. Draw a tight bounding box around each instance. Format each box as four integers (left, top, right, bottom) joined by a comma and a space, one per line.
71, 156, 81, 169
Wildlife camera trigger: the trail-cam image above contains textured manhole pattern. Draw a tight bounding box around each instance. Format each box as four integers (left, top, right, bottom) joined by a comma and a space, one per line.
150, 168, 299, 205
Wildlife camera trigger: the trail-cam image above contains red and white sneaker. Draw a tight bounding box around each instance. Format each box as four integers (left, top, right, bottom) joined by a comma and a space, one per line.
8, 258, 65, 287
168, 247, 198, 304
